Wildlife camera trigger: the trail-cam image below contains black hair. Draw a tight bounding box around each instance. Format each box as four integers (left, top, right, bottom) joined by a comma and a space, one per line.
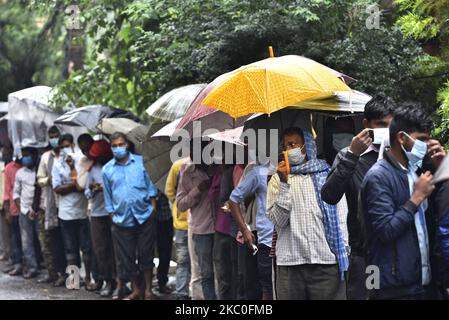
364, 95, 396, 121
389, 105, 434, 146
21, 147, 38, 157
59, 133, 74, 145
110, 132, 128, 143
280, 127, 305, 143
48, 125, 60, 135
77, 133, 94, 145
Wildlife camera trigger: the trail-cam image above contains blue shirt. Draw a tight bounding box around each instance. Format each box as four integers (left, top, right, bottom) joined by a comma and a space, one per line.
230, 164, 273, 248
102, 153, 158, 227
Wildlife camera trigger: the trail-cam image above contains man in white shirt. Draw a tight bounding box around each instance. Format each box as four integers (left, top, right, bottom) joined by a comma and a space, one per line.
14, 147, 41, 279
52, 133, 95, 290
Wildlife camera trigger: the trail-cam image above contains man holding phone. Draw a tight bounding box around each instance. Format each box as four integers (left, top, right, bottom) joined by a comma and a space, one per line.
321, 95, 396, 300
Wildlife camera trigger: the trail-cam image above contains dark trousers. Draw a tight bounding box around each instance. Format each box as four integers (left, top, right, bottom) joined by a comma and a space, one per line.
230, 238, 239, 300
346, 254, 368, 300
213, 232, 234, 300
237, 242, 262, 300
90, 216, 115, 282
276, 264, 345, 300
193, 233, 216, 300
112, 215, 156, 280
156, 218, 173, 288
47, 226, 67, 274
257, 243, 273, 299
59, 218, 92, 263
8, 215, 22, 267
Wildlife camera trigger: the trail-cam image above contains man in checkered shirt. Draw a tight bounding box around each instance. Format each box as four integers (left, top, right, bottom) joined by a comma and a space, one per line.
267, 127, 348, 300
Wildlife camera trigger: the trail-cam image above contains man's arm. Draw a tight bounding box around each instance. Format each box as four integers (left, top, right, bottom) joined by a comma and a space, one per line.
176, 170, 205, 212
37, 153, 50, 187
266, 174, 291, 229
102, 171, 114, 214
165, 161, 180, 204
362, 171, 433, 243
229, 168, 259, 247
321, 149, 359, 205
52, 162, 78, 196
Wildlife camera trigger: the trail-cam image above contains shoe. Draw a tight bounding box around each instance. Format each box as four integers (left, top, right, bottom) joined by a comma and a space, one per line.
37, 274, 55, 284
53, 274, 66, 287
158, 285, 173, 294
23, 270, 39, 279
8, 266, 23, 276
100, 282, 113, 297
2, 265, 14, 274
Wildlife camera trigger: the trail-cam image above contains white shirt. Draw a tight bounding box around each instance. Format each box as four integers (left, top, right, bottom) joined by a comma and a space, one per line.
52, 151, 87, 221
13, 167, 37, 215
84, 164, 108, 217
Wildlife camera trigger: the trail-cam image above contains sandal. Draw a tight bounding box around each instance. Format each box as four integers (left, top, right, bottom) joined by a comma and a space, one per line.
112, 286, 131, 300
123, 292, 141, 300
144, 291, 157, 300
85, 280, 100, 291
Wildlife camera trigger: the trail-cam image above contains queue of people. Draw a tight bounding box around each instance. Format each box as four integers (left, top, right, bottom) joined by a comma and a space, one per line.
0, 94, 448, 300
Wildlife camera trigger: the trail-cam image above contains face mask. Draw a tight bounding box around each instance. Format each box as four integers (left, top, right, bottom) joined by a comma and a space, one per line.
332, 133, 354, 151
287, 146, 306, 166
400, 132, 427, 170
112, 146, 127, 160
60, 147, 73, 159
21, 155, 34, 168
372, 128, 390, 146
49, 138, 59, 149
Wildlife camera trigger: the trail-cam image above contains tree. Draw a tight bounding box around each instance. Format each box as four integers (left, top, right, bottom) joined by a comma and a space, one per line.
0, 0, 65, 101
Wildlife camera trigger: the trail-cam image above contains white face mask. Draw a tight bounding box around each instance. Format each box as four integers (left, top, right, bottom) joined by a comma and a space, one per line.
332, 133, 354, 151
372, 128, 390, 146
287, 146, 306, 166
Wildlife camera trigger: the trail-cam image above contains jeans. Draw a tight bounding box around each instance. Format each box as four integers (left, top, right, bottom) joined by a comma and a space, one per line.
257, 243, 273, 299
175, 229, 191, 298
9, 215, 22, 267
59, 218, 92, 263
188, 227, 203, 300
19, 213, 40, 273
213, 232, 234, 300
0, 209, 10, 258
156, 218, 174, 288
193, 233, 216, 300
90, 216, 115, 282
48, 226, 67, 274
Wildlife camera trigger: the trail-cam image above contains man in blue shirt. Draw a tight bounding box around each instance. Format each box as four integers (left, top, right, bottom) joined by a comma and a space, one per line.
229, 162, 274, 300
102, 132, 158, 300
361, 106, 446, 300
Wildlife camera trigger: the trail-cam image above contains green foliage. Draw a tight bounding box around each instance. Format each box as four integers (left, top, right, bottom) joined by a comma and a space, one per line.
0, 0, 65, 101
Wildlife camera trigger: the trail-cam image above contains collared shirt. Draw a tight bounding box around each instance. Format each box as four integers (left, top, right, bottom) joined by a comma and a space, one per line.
3, 161, 22, 216
268, 173, 348, 266
84, 164, 108, 217
176, 163, 214, 235
37, 150, 60, 209
230, 164, 273, 248
52, 152, 87, 221
399, 162, 431, 286
13, 167, 36, 215
102, 153, 158, 227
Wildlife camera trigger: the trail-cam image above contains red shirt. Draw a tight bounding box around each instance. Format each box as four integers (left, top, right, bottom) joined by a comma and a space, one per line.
3, 161, 22, 216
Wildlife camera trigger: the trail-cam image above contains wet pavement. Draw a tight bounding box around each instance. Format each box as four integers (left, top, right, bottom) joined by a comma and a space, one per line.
0, 259, 176, 300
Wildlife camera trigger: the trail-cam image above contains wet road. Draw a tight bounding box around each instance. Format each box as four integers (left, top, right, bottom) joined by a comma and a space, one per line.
0, 259, 176, 300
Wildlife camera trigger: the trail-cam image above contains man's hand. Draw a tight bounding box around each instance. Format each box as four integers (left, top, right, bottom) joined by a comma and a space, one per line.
242, 228, 256, 250
198, 180, 210, 191
427, 139, 446, 169
66, 155, 75, 169
277, 161, 288, 183
411, 171, 435, 206
349, 128, 372, 156
29, 209, 36, 220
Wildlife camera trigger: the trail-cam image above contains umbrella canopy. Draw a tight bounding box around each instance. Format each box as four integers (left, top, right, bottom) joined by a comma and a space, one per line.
291, 90, 371, 112
205, 126, 246, 146
201, 55, 352, 118
151, 118, 182, 140
176, 76, 249, 137
96, 118, 148, 154
55, 105, 140, 132
146, 84, 207, 123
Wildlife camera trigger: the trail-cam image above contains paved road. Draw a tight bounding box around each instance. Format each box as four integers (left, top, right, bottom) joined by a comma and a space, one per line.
0, 260, 176, 300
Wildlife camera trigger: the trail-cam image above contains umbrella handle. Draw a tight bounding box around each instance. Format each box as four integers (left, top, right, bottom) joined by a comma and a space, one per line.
283, 151, 290, 175
269, 46, 275, 58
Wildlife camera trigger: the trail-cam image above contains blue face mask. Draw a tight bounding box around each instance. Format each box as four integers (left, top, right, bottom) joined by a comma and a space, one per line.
49, 138, 59, 149
60, 147, 73, 159
401, 132, 427, 170
21, 155, 34, 168
112, 146, 127, 160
